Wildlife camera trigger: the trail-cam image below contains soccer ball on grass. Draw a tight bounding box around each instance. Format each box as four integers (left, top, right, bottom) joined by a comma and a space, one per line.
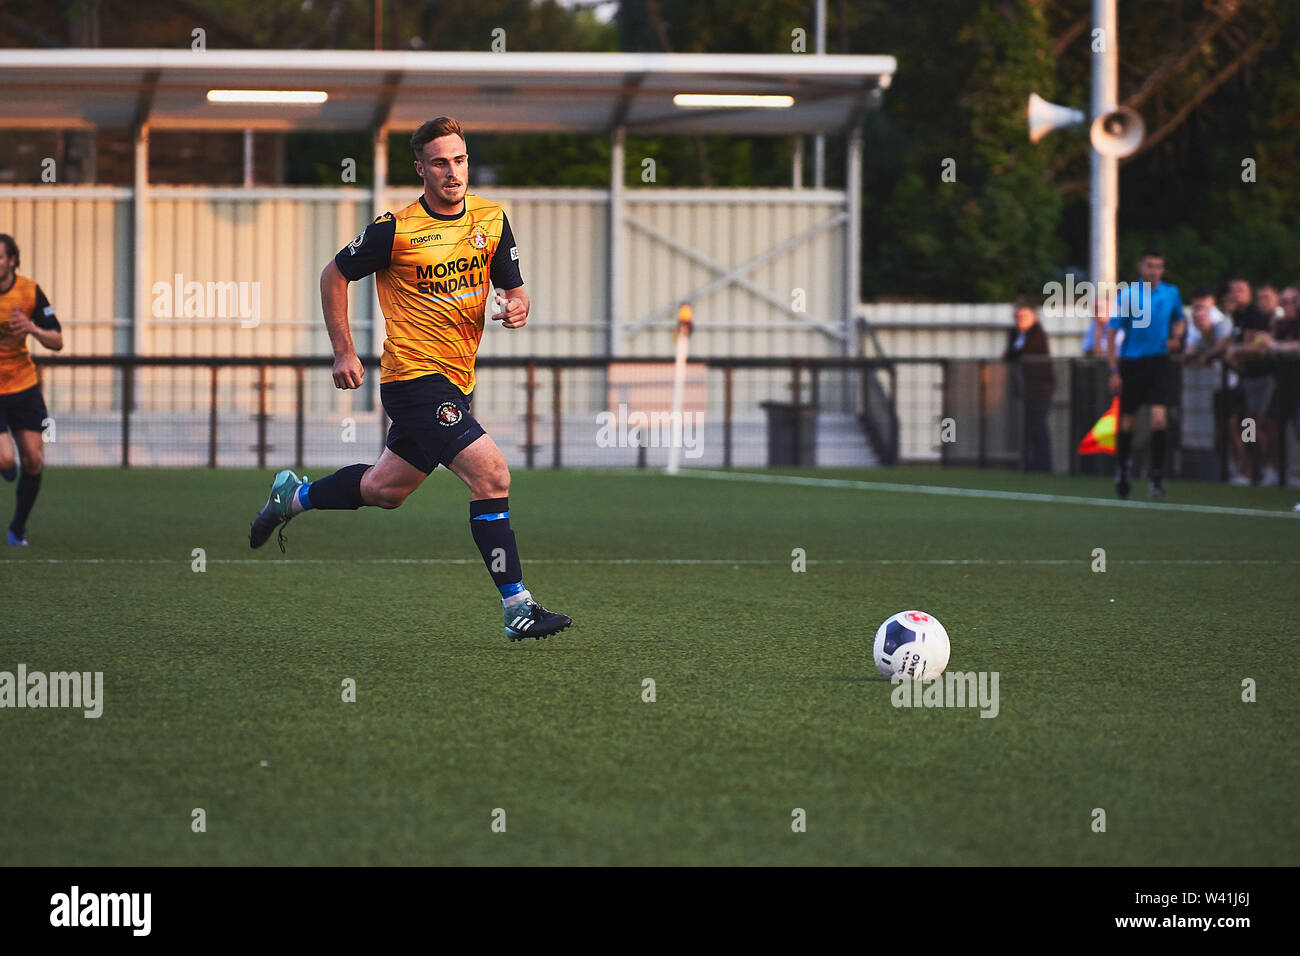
873, 610, 951, 681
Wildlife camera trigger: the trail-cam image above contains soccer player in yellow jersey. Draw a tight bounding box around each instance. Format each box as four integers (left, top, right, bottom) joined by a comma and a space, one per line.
248, 117, 571, 641
0, 234, 63, 546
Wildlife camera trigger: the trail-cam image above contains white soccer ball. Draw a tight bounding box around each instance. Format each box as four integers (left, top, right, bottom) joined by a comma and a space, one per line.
873, 610, 951, 681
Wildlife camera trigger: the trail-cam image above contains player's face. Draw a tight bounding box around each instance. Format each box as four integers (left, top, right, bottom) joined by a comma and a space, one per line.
416, 135, 469, 212
1137, 256, 1164, 286
0, 247, 13, 284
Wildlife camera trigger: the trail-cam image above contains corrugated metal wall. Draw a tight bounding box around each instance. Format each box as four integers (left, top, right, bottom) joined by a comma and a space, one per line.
3, 185, 852, 428
618, 191, 845, 359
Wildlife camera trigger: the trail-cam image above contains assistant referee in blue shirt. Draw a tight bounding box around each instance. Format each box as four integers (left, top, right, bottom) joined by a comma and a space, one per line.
1106, 250, 1185, 499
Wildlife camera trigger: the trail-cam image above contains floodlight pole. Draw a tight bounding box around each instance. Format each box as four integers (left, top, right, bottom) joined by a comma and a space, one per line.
1090, 0, 1119, 306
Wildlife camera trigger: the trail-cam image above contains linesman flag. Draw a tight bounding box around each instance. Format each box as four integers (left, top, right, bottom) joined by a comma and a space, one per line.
1078, 397, 1119, 455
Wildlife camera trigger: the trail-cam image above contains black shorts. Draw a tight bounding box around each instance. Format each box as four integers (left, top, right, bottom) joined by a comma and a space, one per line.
0, 385, 49, 434
380, 372, 486, 474
1118, 355, 1170, 415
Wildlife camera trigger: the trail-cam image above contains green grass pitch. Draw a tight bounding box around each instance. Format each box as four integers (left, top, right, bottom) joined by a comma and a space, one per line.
1, 465, 1296, 865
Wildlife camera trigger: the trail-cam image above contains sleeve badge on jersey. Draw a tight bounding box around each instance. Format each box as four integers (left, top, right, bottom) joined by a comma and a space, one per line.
347, 231, 365, 254
510, 246, 519, 261
470, 226, 488, 250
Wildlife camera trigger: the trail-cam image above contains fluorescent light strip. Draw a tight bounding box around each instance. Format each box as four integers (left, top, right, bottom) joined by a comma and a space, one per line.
206, 90, 329, 105
672, 93, 794, 109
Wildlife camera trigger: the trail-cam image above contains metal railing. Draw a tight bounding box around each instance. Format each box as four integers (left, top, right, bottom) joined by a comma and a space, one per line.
30, 354, 1299, 482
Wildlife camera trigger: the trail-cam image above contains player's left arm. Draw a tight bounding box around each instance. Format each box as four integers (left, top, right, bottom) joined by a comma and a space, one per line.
489, 212, 528, 329
8, 286, 63, 351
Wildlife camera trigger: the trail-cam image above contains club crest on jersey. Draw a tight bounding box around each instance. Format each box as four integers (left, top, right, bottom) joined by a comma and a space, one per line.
347, 232, 365, 254
470, 226, 488, 250
437, 402, 463, 426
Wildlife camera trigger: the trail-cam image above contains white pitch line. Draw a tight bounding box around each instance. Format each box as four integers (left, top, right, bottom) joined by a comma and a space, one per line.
679, 468, 1300, 520
1, 557, 1297, 566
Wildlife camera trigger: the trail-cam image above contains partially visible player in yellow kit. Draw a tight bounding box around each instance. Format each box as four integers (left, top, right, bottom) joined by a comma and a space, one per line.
247, 117, 571, 642
0, 234, 63, 546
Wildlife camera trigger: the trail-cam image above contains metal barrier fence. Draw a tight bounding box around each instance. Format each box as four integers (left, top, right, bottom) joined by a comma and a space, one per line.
29, 355, 1300, 483
30, 356, 889, 471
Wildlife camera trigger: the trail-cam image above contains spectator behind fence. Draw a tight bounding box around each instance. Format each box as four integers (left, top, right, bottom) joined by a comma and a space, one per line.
1223, 279, 1279, 484
1275, 285, 1300, 341
1004, 301, 1054, 472
1270, 285, 1300, 476
1184, 285, 1248, 483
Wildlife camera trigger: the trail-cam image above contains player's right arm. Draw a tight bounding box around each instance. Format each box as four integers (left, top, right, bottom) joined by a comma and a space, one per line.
324, 213, 397, 390
321, 261, 362, 388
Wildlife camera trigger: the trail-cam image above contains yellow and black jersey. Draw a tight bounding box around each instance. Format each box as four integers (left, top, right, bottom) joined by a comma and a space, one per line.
334, 194, 523, 393
0, 275, 60, 395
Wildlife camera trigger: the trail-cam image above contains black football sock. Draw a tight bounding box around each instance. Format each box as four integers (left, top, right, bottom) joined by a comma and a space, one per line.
299, 463, 369, 510
10, 471, 41, 537
469, 497, 525, 602
1, 465, 15, 482
1150, 428, 1166, 480
1116, 430, 1133, 476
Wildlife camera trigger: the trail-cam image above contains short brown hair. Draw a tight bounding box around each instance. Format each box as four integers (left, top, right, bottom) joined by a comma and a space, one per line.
411, 117, 466, 159
0, 233, 17, 269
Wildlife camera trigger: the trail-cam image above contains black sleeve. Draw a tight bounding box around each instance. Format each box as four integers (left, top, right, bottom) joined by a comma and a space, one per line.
33, 286, 60, 331
334, 213, 396, 281
490, 213, 523, 290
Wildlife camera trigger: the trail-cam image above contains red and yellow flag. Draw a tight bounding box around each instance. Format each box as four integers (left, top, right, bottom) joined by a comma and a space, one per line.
1078, 397, 1119, 455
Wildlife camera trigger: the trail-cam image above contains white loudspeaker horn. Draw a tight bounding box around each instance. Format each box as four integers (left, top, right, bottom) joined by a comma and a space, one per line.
1027, 92, 1086, 143
1089, 106, 1145, 158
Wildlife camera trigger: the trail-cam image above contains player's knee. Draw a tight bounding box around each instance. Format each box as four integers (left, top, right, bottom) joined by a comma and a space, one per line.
482, 459, 510, 498
20, 450, 42, 474
375, 484, 410, 509
362, 473, 407, 509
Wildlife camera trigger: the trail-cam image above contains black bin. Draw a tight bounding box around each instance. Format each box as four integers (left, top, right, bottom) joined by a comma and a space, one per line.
761, 402, 817, 466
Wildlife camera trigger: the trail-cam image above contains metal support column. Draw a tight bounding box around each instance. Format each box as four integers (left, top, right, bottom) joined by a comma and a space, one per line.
132, 124, 149, 358
608, 126, 625, 357
844, 123, 863, 363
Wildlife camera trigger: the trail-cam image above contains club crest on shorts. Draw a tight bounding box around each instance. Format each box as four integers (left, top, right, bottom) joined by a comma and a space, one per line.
470, 226, 488, 250
437, 401, 462, 426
